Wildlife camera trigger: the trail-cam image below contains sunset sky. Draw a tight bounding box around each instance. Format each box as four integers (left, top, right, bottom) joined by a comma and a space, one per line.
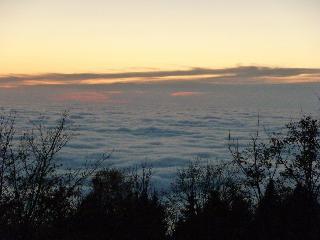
1, 0, 320, 85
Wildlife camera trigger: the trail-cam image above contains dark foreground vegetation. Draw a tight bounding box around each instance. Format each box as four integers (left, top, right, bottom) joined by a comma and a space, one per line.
1, 113, 320, 240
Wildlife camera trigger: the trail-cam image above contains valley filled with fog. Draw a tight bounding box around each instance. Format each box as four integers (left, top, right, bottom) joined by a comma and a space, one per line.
1, 82, 319, 187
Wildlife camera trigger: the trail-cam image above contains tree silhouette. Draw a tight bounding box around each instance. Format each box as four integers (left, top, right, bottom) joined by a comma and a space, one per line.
276, 116, 320, 199
70, 167, 168, 240
251, 180, 283, 240
172, 161, 251, 240
0, 112, 108, 240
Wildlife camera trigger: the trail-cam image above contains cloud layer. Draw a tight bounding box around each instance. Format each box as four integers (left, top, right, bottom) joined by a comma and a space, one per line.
1, 66, 320, 88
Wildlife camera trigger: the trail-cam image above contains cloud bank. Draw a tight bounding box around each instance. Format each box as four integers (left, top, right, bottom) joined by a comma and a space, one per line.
1, 66, 320, 88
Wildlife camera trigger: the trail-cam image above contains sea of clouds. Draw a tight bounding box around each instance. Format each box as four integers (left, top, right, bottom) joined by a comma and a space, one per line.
1, 82, 320, 188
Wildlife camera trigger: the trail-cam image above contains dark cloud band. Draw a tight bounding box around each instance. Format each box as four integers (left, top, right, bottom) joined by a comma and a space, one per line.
1, 66, 320, 87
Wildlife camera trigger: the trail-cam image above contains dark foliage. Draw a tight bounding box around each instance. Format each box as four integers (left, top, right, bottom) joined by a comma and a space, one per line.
67, 168, 168, 240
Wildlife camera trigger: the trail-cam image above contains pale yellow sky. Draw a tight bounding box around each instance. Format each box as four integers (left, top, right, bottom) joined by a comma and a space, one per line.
1, 0, 320, 74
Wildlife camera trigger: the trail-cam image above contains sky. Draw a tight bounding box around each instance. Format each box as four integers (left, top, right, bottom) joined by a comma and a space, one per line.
1, 0, 320, 85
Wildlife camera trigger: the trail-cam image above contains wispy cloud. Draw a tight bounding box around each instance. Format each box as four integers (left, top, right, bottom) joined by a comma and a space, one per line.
51, 91, 123, 103
171, 91, 204, 97
1, 66, 320, 88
